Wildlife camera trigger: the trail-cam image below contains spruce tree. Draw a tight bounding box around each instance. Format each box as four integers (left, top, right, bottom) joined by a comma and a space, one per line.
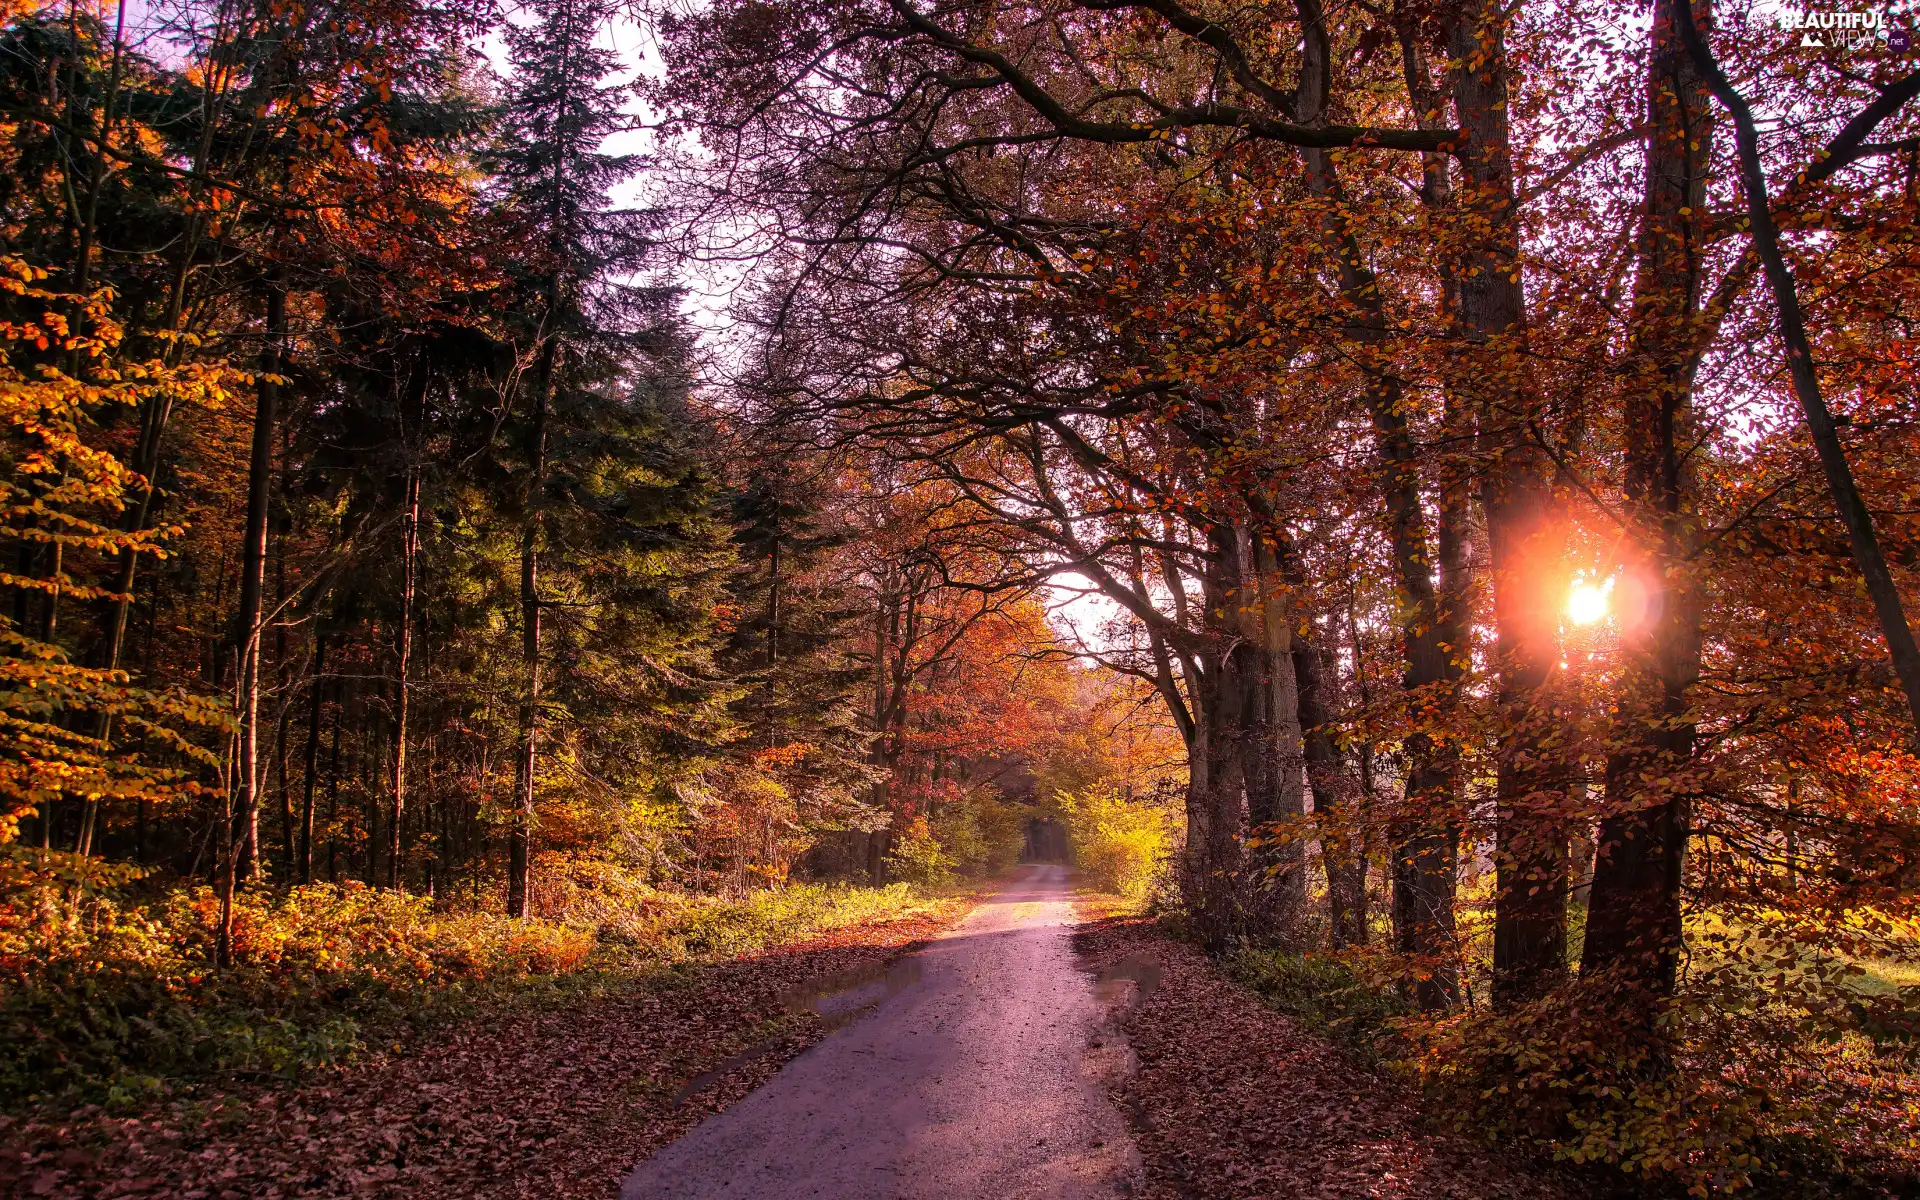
491, 0, 727, 912
724, 461, 878, 835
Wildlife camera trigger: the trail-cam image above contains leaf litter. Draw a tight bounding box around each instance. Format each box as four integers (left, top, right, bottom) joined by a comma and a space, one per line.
1076, 917, 1577, 1200
0, 907, 957, 1199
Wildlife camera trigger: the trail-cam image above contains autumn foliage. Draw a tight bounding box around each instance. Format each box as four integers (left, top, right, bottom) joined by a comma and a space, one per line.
650, 0, 1920, 1189
2, 0, 1919, 1193
0, 0, 1146, 1134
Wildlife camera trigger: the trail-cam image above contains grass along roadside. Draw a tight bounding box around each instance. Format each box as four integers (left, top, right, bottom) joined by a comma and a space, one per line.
0, 846, 963, 1115
0, 889, 971, 1200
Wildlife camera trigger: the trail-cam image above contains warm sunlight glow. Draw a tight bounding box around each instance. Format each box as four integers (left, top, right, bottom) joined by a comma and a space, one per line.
1567, 578, 1614, 626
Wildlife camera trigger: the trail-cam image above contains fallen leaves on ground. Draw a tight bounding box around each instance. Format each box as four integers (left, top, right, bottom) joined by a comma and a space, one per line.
0, 905, 959, 1199
1076, 917, 1576, 1200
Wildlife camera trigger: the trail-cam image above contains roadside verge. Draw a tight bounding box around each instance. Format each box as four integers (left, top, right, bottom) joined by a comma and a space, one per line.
2, 900, 967, 1199
1074, 916, 1573, 1200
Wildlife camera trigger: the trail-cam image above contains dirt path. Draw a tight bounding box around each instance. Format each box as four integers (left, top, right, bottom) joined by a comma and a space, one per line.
621, 863, 1138, 1200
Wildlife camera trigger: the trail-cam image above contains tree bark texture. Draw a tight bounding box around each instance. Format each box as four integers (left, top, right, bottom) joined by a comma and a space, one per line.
1246, 532, 1307, 943
1582, 0, 1713, 1007
299, 631, 326, 885
509, 335, 554, 918
1444, 0, 1572, 1009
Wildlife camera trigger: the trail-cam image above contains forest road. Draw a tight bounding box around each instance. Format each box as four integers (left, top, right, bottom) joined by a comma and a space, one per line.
619, 862, 1140, 1199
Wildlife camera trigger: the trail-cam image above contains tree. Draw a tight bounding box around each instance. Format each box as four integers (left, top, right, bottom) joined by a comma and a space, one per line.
0, 257, 229, 854
491, 0, 660, 914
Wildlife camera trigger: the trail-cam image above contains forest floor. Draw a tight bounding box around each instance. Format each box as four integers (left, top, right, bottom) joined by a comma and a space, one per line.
0, 896, 966, 1199
5, 873, 1590, 1200
1073, 916, 1575, 1200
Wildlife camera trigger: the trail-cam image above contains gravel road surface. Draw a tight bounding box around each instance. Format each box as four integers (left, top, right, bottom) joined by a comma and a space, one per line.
620, 863, 1138, 1200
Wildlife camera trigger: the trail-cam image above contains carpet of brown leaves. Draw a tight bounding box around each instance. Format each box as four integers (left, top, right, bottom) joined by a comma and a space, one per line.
1077, 917, 1580, 1200
0, 907, 957, 1199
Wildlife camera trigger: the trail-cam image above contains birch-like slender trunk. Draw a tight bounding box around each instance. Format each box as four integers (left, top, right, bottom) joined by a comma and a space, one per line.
387, 470, 419, 890
217, 279, 282, 964
298, 631, 325, 884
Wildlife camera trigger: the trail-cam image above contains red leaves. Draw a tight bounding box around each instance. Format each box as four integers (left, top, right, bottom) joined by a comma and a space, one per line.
1077, 918, 1572, 1200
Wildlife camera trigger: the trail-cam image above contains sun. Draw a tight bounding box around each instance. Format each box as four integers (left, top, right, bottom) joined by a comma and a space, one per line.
1567, 577, 1614, 626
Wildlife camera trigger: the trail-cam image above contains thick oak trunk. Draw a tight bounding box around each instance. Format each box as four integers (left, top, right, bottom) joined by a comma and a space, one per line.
1246, 533, 1307, 943
1582, 0, 1713, 1009
1183, 522, 1254, 949
1444, 0, 1572, 1009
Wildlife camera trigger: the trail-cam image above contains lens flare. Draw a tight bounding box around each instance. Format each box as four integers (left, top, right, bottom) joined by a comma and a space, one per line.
1567, 577, 1613, 626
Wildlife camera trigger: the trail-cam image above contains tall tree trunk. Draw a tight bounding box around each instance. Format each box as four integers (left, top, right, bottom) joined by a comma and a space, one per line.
1582, 0, 1713, 1011
218, 278, 283, 964
273, 515, 294, 873
365, 690, 383, 886
1185, 522, 1252, 950
388, 366, 425, 891
1292, 0, 1467, 985
1444, 0, 1571, 1009
299, 630, 325, 885
388, 478, 417, 890
1396, 462, 1470, 1008
216, 724, 237, 966
868, 584, 893, 883
325, 672, 343, 882
764, 534, 781, 741
1293, 629, 1367, 947
508, 336, 554, 917
1246, 532, 1306, 942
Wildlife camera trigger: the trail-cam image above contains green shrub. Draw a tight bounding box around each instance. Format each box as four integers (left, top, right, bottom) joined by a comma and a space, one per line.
1227, 948, 1410, 1066
1056, 783, 1170, 900
658, 880, 918, 957
883, 817, 956, 885
931, 788, 1025, 877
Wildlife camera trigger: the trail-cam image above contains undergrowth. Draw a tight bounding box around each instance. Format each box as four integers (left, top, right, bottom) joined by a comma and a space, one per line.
1224, 939, 1919, 1196
0, 847, 935, 1113
1225, 947, 1410, 1068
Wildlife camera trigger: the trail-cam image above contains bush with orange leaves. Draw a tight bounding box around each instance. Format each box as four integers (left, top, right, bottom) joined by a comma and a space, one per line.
0, 845, 930, 1113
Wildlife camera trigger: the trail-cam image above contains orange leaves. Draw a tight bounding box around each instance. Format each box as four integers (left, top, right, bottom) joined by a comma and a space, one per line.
0, 886, 959, 1199
0, 258, 235, 835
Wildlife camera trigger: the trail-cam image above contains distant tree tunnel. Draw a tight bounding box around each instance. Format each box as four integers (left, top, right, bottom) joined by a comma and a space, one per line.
1023, 818, 1068, 864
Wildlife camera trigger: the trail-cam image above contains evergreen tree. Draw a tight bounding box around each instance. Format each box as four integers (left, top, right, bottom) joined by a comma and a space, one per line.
488, 0, 729, 912
724, 459, 878, 833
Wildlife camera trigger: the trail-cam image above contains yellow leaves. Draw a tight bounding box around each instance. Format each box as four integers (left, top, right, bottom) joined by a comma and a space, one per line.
0, 258, 236, 834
